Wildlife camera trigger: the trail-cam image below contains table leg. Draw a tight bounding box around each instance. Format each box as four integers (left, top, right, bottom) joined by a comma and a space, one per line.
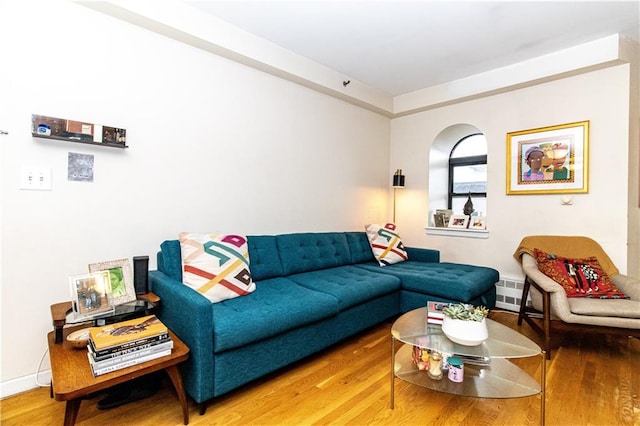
165, 365, 189, 425
541, 351, 546, 426
390, 337, 395, 409
63, 399, 81, 426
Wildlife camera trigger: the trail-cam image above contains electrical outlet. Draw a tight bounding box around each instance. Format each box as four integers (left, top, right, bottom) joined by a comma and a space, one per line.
20, 166, 52, 191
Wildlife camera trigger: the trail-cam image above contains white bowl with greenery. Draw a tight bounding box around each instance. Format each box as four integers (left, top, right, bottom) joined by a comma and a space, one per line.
441, 303, 489, 346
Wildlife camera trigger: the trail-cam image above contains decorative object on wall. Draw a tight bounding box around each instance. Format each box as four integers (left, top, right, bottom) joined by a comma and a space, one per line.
69, 271, 114, 321
392, 169, 405, 222
506, 120, 589, 195
447, 214, 470, 229
68, 152, 94, 182
31, 114, 128, 148
88, 258, 137, 306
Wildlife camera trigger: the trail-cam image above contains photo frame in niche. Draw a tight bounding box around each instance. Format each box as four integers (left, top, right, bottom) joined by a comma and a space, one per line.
447, 215, 470, 229
88, 258, 136, 306
469, 216, 487, 230
506, 121, 589, 195
69, 271, 114, 320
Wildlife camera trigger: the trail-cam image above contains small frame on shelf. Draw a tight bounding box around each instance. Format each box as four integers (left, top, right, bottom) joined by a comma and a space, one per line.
69, 271, 114, 321
469, 216, 487, 230
31, 114, 128, 148
447, 215, 470, 229
88, 258, 136, 306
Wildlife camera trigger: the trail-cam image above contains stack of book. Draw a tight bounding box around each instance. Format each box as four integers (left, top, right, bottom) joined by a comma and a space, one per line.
87, 314, 172, 376
426, 301, 449, 325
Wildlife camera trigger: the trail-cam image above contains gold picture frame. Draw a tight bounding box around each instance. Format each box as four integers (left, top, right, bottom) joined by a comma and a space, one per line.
88, 258, 136, 306
506, 121, 589, 195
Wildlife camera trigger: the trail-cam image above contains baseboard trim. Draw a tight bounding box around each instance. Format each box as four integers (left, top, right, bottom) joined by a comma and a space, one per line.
0, 371, 51, 399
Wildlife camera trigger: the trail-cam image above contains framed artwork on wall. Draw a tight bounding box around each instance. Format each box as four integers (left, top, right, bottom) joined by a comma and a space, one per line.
506, 121, 589, 195
88, 258, 136, 306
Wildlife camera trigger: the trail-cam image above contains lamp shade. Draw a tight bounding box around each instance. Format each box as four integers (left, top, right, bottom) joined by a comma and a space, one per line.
392, 169, 405, 188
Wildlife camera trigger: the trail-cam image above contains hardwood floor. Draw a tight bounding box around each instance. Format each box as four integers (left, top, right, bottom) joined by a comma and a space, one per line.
1, 311, 638, 425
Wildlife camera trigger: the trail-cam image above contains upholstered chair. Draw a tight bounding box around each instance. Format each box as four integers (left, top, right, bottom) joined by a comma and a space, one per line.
514, 235, 640, 359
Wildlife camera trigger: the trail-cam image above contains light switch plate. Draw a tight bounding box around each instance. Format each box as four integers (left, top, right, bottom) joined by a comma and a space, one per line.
20, 166, 52, 190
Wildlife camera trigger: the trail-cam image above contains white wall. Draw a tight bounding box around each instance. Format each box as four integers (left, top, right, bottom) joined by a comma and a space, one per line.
391, 65, 631, 282
0, 1, 390, 395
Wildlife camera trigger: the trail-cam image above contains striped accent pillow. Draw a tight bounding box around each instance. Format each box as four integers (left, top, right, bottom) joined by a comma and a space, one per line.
179, 232, 256, 303
365, 223, 408, 266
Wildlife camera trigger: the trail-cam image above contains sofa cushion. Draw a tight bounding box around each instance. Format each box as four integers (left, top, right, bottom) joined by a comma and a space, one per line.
276, 233, 352, 275
568, 297, 640, 318
365, 223, 408, 266
287, 265, 401, 310
212, 277, 340, 352
179, 232, 256, 303
345, 231, 376, 264
355, 261, 498, 303
247, 235, 285, 281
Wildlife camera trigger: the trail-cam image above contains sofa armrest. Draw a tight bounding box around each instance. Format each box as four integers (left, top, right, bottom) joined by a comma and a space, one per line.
405, 247, 440, 263
149, 270, 215, 402
521, 253, 573, 320
611, 273, 640, 301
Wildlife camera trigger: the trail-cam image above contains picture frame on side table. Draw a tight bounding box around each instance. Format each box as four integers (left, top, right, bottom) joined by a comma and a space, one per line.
469, 216, 487, 230
448, 215, 470, 229
88, 258, 136, 306
70, 271, 114, 320
506, 120, 589, 195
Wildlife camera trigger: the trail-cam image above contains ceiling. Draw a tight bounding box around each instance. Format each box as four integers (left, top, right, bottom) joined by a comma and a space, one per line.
185, 1, 640, 96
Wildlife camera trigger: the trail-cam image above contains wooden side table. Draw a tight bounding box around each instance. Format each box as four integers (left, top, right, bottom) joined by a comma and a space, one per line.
47, 325, 190, 425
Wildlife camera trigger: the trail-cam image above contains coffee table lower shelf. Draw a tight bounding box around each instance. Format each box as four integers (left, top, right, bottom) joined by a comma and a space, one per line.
394, 344, 541, 398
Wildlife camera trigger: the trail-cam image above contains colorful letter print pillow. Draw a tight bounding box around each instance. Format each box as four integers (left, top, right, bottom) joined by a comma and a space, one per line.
365, 223, 408, 266
179, 232, 256, 303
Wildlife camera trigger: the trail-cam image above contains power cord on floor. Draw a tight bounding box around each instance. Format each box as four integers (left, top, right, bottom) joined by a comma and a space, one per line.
35, 348, 51, 387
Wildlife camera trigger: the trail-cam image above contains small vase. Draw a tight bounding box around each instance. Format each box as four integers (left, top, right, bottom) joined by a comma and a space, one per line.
442, 316, 488, 346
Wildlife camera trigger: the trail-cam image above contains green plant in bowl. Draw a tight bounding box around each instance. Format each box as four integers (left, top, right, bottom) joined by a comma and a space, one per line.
442, 303, 489, 322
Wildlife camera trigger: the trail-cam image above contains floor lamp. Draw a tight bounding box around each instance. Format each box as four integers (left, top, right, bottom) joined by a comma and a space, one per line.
392, 169, 405, 223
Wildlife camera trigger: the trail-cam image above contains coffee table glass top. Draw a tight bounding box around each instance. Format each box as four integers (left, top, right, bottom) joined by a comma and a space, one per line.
391, 307, 541, 359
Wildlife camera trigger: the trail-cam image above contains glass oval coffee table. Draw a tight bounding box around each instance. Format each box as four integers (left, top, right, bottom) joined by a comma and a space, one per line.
391, 308, 545, 425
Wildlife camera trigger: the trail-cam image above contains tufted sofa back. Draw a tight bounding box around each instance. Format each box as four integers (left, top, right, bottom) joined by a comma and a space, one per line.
275, 232, 353, 276
156, 231, 377, 283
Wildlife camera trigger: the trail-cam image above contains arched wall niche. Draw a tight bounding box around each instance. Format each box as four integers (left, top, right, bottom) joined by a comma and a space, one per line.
428, 123, 487, 225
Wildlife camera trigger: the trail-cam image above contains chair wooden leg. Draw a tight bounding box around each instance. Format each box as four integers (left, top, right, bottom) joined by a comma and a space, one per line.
518, 276, 532, 326
541, 289, 552, 360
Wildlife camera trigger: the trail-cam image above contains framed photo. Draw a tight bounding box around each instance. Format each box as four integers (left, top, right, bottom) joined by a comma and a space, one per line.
88, 258, 136, 306
433, 209, 453, 228
447, 215, 469, 229
469, 216, 487, 230
506, 120, 589, 195
69, 271, 114, 320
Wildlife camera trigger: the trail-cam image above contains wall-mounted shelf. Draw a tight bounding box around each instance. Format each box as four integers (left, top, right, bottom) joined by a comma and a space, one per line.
31, 114, 128, 149
425, 227, 489, 239
31, 133, 128, 149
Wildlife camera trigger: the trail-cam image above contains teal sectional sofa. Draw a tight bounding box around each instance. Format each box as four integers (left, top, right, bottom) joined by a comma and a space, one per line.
149, 231, 498, 413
